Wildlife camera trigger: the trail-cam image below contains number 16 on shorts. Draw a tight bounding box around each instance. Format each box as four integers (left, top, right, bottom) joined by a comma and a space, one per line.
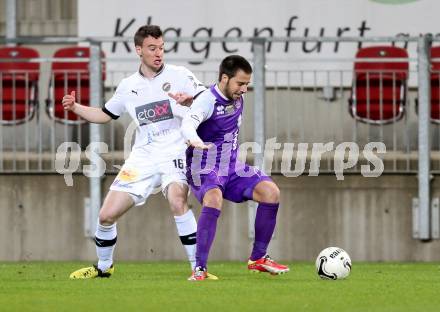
173, 159, 184, 169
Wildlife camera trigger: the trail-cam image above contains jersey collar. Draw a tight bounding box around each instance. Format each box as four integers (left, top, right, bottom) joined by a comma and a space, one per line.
138, 64, 165, 79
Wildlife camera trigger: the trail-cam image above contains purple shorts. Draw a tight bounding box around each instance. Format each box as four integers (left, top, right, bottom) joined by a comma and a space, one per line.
187, 161, 272, 204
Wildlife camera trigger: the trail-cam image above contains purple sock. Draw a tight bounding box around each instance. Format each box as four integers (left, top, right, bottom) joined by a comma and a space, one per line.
250, 202, 279, 261
196, 206, 221, 269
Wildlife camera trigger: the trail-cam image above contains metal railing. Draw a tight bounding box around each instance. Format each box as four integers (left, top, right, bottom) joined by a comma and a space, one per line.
0, 49, 428, 173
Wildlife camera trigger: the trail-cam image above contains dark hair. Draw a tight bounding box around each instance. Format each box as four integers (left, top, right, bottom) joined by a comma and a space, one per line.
134, 25, 163, 46
218, 55, 253, 82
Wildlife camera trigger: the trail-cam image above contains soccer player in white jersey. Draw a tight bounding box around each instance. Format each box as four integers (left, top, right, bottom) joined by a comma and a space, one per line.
65, 25, 217, 280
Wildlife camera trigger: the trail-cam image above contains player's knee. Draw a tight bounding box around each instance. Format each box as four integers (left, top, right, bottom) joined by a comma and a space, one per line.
98, 211, 117, 225
257, 181, 280, 204
267, 184, 280, 203
203, 197, 223, 208
168, 195, 187, 216
203, 189, 223, 208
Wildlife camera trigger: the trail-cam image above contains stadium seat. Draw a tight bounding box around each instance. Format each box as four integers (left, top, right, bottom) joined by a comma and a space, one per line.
430, 46, 440, 123
0, 46, 40, 125
46, 46, 105, 123
416, 46, 440, 123
349, 46, 409, 124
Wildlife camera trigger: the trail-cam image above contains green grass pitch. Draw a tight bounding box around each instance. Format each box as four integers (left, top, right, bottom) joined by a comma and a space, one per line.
1, 262, 440, 312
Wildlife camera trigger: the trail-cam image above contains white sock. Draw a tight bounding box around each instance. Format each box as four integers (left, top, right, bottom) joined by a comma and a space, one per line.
95, 221, 117, 272
174, 209, 197, 270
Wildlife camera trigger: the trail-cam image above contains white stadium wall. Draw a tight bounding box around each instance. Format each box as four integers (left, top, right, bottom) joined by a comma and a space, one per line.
78, 0, 438, 77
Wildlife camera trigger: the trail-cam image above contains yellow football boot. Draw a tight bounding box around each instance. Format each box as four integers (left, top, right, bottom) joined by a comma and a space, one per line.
69, 264, 114, 279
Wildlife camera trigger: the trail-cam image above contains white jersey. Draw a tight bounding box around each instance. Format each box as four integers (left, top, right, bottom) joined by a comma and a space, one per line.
103, 64, 205, 161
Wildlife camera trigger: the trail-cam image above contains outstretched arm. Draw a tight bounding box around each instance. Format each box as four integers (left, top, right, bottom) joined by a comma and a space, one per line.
181, 115, 211, 149
168, 92, 194, 107
181, 93, 214, 150
62, 91, 111, 124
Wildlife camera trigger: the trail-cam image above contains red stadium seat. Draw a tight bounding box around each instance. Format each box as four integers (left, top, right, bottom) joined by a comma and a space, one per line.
349, 46, 409, 124
414, 46, 440, 123
0, 46, 40, 125
46, 46, 105, 123
429, 46, 440, 123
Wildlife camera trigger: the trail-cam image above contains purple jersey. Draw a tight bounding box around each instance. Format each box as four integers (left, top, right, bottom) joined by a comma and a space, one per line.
186, 85, 243, 171
182, 84, 272, 203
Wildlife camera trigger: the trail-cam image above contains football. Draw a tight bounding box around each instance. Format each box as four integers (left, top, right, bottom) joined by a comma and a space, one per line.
315, 247, 352, 280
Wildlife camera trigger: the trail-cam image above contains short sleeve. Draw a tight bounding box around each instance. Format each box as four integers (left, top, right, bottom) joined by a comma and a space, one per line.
102, 80, 127, 119
181, 67, 206, 97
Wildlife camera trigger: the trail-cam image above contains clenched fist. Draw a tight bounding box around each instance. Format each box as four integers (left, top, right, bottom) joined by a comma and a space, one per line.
62, 91, 76, 112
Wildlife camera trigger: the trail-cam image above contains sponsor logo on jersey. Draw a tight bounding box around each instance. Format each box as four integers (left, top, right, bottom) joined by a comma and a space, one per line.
149, 129, 171, 137
216, 105, 225, 115
162, 82, 171, 92
131, 89, 138, 96
135, 100, 174, 125
225, 104, 236, 114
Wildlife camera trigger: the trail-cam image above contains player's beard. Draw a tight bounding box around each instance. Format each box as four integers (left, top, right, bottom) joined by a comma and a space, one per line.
224, 80, 239, 100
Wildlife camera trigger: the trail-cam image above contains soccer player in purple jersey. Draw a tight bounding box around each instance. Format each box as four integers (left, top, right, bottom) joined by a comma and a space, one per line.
181, 55, 289, 281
